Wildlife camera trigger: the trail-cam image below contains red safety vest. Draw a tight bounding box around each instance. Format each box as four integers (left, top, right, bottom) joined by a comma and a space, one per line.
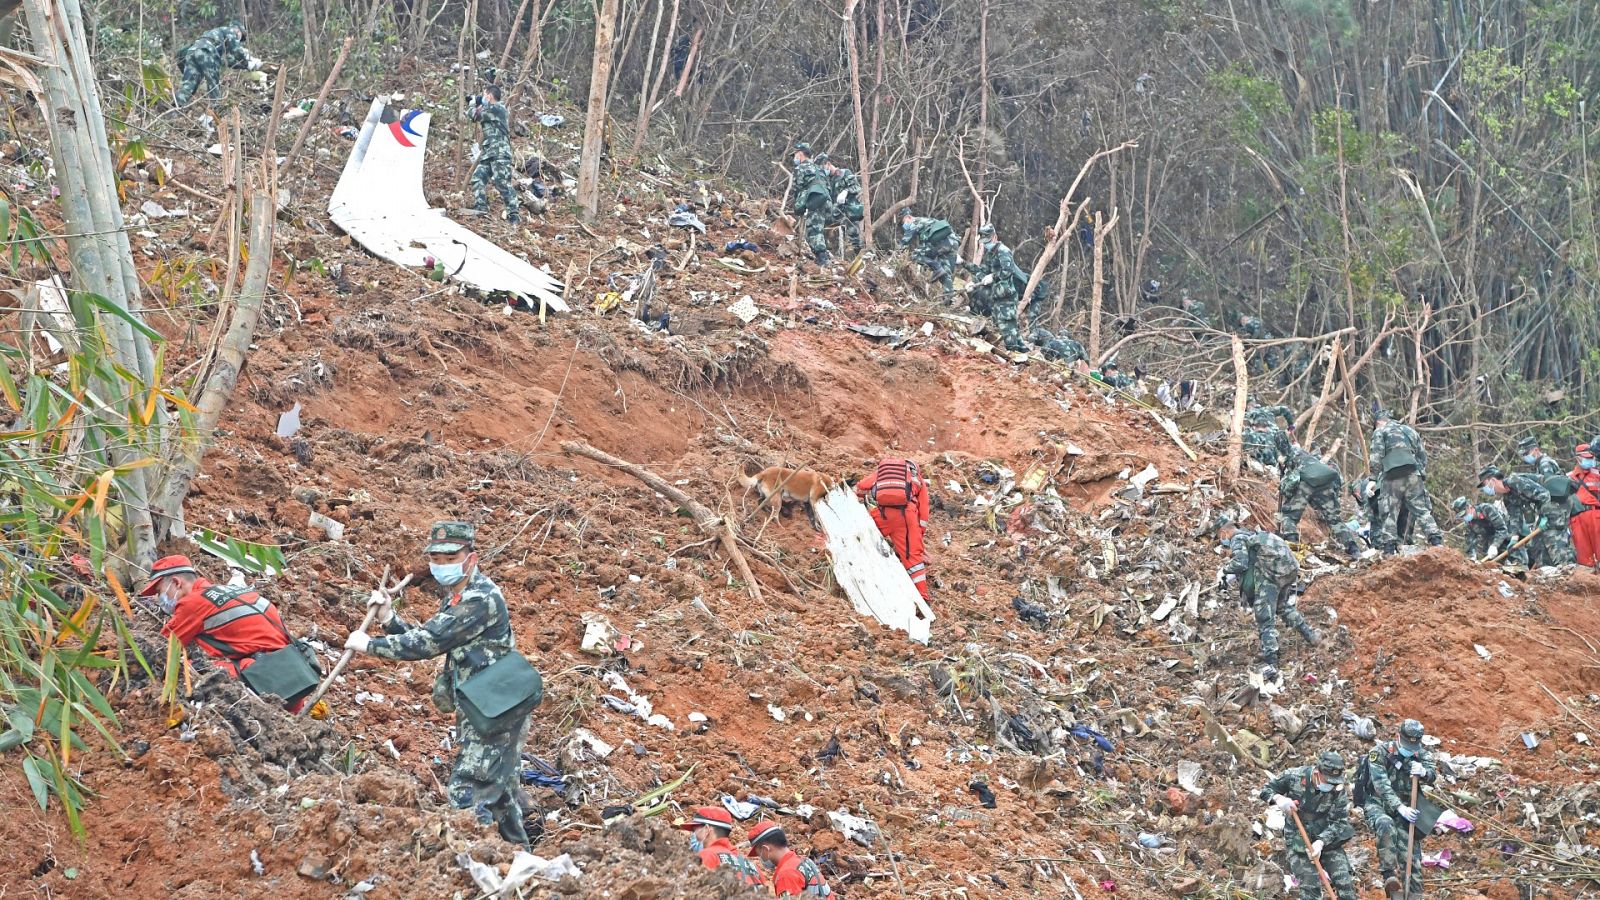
162, 578, 292, 677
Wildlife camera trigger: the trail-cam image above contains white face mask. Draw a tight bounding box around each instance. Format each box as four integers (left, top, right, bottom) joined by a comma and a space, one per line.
159, 583, 181, 615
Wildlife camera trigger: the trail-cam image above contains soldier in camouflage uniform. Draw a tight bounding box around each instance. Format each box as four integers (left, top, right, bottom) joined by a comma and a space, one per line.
1095, 361, 1135, 389
1279, 448, 1359, 555
1030, 327, 1087, 366
1520, 436, 1575, 565
963, 223, 1026, 351
1215, 518, 1321, 675
1261, 751, 1359, 900
344, 521, 529, 845
1368, 409, 1444, 553
1179, 294, 1210, 335
1352, 475, 1408, 549
468, 85, 519, 223
1357, 719, 1436, 899
1243, 407, 1294, 469
820, 156, 864, 255
899, 208, 959, 296
1237, 313, 1282, 371
175, 22, 260, 106
1453, 495, 1511, 561
791, 144, 834, 266
1477, 464, 1549, 567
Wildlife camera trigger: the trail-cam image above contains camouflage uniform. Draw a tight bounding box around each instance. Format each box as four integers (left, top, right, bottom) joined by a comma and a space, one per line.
1238, 315, 1282, 371
368, 523, 528, 845
1352, 475, 1408, 549
1243, 409, 1294, 469
825, 164, 864, 253
1031, 328, 1087, 365
900, 214, 959, 295
1359, 721, 1437, 896
1260, 753, 1359, 900
176, 25, 254, 106
1525, 448, 1575, 565
1096, 366, 1135, 389
793, 148, 834, 264
1278, 449, 1357, 554
966, 229, 1026, 351
1455, 497, 1511, 561
1223, 528, 1317, 666
469, 98, 519, 222
1368, 418, 1443, 550
1487, 469, 1550, 567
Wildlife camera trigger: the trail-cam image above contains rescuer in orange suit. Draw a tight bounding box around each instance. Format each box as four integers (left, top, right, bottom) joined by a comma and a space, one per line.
140, 554, 306, 711
855, 458, 932, 599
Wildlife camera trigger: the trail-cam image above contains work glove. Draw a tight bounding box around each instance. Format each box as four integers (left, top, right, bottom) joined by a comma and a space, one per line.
1409, 761, 1425, 777
246, 54, 263, 71
1486, 543, 1500, 558
1537, 516, 1548, 529
367, 588, 395, 626
1272, 794, 1297, 812
1308, 840, 1324, 859
836, 190, 848, 204
963, 280, 978, 294
1398, 805, 1418, 823
343, 631, 372, 654
981, 273, 995, 285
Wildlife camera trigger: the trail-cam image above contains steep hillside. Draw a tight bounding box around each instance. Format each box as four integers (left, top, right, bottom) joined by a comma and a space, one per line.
2, 72, 1598, 900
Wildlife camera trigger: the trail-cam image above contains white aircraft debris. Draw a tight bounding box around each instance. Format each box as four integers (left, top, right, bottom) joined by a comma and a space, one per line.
328, 97, 567, 311
815, 486, 935, 644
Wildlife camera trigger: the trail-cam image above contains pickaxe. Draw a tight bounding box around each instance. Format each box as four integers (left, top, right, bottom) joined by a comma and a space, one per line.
298, 565, 412, 716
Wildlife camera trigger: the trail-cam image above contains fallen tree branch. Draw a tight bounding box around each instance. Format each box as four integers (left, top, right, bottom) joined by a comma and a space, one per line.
1227, 335, 1248, 480
562, 440, 765, 604
284, 34, 353, 170
1017, 140, 1138, 323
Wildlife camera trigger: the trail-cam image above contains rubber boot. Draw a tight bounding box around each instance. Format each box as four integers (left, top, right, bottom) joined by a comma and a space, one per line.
815, 248, 833, 268
1344, 540, 1362, 558
1381, 541, 1398, 557
1299, 625, 1323, 646
1427, 533, 1443, 547
1383, 876, 1403, 898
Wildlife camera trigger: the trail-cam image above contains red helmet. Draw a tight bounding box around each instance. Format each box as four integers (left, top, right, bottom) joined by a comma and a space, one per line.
139, 554, 198, 596
677, 806, 734, 830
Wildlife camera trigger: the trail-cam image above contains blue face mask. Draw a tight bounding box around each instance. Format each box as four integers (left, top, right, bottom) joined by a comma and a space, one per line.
1480, 485, 1496, 496
1398, 745, 1415, 758
1523, 453, 1538, 464
1459, 511, 1473, 523
430, 561, 467, 586
1583, 459, 1597, 471
688, 835, 704, 853
1316, 782, 1335, 793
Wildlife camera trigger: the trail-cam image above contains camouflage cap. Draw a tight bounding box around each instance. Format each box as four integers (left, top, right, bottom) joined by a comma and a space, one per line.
793, 142, 813, 155
1517, 435, 1539, 451
426, 521, 476, 553
1477, 464, 1504, 483
899, 207, 914, 218
1203, 511, 1237, 536
1399, 718, 1426, 749
1450, 496, 1469, 512
1029, 326, 1054, 344
978, 223, 995, 237
1315, 749, 1348, 783
814, 152, 830, 164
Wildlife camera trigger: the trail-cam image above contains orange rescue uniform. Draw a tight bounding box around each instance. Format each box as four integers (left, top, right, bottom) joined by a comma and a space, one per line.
856, 459, 932, 599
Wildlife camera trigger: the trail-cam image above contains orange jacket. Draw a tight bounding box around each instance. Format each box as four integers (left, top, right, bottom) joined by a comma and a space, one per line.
770, 848, 832, 896
856, 459, 931, 528
697, 838, 766, 888
1571, 465, 1600, 510
161, 577, 292, 677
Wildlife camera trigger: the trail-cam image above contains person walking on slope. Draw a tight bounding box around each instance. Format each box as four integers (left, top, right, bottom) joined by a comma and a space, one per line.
468, 84, 520, 223
1278, 448, 1360, 557
342, 522, 535, 846
174, 22, 262, 106
856, 457, 932, 599
1260, 751, 1359, 900
1568, 444, 1600, 568
1356, 719, 1436, 899
962, 223, 1028, 352
1367, 408, 1443, 554
791, 143, 835, 267
820, 155, 864, 256
898, 208, 960, 297
748, 821, 832, 896
677, 806, 766, 887
1213, 516, 1321, 679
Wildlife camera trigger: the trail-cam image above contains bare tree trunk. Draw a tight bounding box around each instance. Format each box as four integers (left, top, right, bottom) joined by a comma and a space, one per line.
285, 35, 353, 170
1088, 209, 1118, 363
1228, 336, 1249, 480
1017, 140, 1136, 323
577, 0, 621, 220
968, 0, 988, 257
1301, 335, 1341, 442
673, 25, 701, 97
497, 0, 535, 72
630, 0, 678, 157
843, 0, 872, 247
628, 0, 666, 157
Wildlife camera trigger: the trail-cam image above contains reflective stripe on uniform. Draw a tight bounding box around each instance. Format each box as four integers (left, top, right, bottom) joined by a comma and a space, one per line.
201, 595, 271, 632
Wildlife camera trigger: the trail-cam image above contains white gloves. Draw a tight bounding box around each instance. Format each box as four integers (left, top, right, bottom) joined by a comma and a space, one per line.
1398, 805, 1418, 823
344, 631, 371, 653
981, 273, 995, 285
367, 588, 395, 625
836, 190, 848, 204
1409, 761, 1425, 777
963, 280, 978, 294
1309, 839, 1324, 859
1486, 543, 1500, 558
246, 54, 263, 71
1272, 794, 1297, 812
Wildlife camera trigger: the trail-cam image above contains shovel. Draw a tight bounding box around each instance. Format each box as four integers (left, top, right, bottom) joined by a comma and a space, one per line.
298, 566, 412, 716
1487, 527, 1541, 565
1289, 807, 1337, 900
